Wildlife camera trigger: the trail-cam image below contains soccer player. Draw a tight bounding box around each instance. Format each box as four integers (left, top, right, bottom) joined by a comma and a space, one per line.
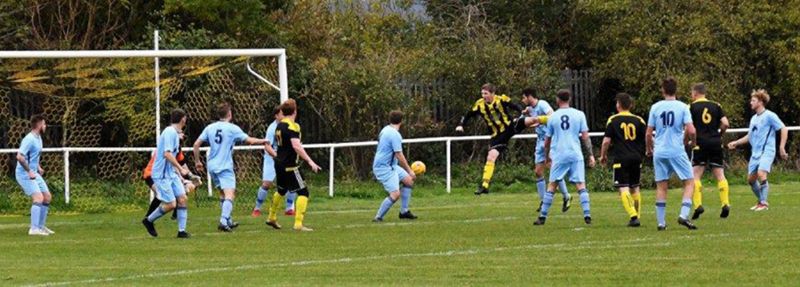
15, 114, 53, 236
141, 109, 192, 238
193, 102, 269, 232
646, 77, 698, 231
266, 99, 322, 231
143, 136, 202, 220
521, 88, 572, 213
372, 111, 418, 222
688, 83, 731, 219
533, 89, 596, 226
600, 93, 646, 227
727, 89, 788, 211
455, 83, 525, 195
252, 106, 297, 217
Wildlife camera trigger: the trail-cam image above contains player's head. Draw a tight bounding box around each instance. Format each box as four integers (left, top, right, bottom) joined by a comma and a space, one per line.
691, 82, 706, 100
615, 93, 633, 112
281, 99, 298, 117
521, 88, 538, 106
170, 108, 188, 127
556, 89, 571, 105
481, 83, 496, 102
389, 110, 403, 126
216, 102, 232, 121
750, 89, 770, 111
30, 114, 46, 133
273, 104, 284, 121
661, 77, 678, 97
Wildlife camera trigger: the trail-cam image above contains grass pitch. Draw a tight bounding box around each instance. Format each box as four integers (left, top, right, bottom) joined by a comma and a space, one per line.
1, 184, 798, 286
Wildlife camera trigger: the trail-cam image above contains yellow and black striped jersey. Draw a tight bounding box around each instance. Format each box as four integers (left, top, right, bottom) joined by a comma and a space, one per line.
459, 94, 522, 137
604, 111, 646, 162
275, 118, 302, 170
690, 98, 725, 148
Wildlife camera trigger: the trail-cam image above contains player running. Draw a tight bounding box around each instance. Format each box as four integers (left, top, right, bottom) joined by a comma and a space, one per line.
646, 77, 698, 231
193, 102, 269, 232
372, 111, 418, 222
15, 115, 54, 236
727, 89, 788, 211
600, 93, 646, 227
533, 89, 596, 226
455, 83, 525, 195
688, 83, 731, 219
521, 88, 572, 213
265, 99, 322, 231
143, 135, 202, 221
142, 109, 192, 238
252, 106, 297, 217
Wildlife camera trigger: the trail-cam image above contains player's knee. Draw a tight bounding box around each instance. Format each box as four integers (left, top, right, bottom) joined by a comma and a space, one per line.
487, 151, 499, 162
757, 171, 768, 181
389, 191, 401, 201
31, 193, 44, 204
185, 184, 196, 193
261, 181, 272, 189
164, 201, 177, 210
402, 178, 414, 188
42, 192, 51, 203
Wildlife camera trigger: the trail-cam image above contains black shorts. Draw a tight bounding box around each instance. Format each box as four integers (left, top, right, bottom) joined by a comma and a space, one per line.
488, 118, 526, 154
275, 167, 307, 196
613, 159, 642, 188
691, 144, 724, 168
144, 177, 154, 188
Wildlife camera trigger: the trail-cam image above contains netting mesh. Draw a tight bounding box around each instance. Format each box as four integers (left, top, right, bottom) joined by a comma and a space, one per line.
0, 56, 281, 214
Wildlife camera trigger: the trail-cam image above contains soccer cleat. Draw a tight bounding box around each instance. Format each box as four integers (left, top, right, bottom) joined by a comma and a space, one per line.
399, 211, 418, 220
657, 225, 667, 231
627, 217, 641, 227
533, 217, 546, 226
536, 201, 543, 212
142, 218, 158, 237
217, 224, 233, 233
228, 221, 240, 229
754, 203, 769, 212
720, 205, 730, 218
251, 209, 262, 218
584, 216, 592, 225
692, 205, 705, 220
41, 226, 55, 235
475, 185, 489, 195
28, 228, 49, 236
171, 211, 177, 221
266, 220, 282, 230
562, 196, 572, 213
285, 209, 296, 216
750, 203, 760, 211
294, 226, 314, 232
372, 218, 383, 223
177, 231, 191, 238
677, 217, 698, 230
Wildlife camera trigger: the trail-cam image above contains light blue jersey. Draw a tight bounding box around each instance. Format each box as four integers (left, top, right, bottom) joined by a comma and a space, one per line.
262, 120, 279, 181
373, 126, 403, 170
199, 121, 249, 173
647, 100, 692, 158
15, 132, 43, 176
152, 126, 181, 179
527, 100, 553, 140
748, 110, 784, 158
545, 107, 588, 163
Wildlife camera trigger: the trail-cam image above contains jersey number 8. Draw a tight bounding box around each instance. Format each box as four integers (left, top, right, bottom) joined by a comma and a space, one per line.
560, 115, 570, 130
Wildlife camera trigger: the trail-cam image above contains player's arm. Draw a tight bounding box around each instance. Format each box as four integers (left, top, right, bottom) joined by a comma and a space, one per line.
727, 133, 749, 150
265, 141, 277, 158
543, 136, 552, 163
291, 138, 321, 172
164, 150, 188, 176
581, 131, 596, 168
645, 126, 655, 156
395, 151, 414, 177
720, 116, 730, 135
599, 137, 611, 165
684, 122, 697, 147
779, 126, 789, 159
456, 108, 480, 132
244, 136, 267, 145
15, 153, 35, 179
523, 116, 548, 128
192, 138, 206, 172
501, 99, 523, 115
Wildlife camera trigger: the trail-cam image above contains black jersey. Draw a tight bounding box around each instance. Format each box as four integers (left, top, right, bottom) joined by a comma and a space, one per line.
275, 118, 301, 170
604, 111, 646, 162
690, 98, 725, 148
459, 94, 522, 137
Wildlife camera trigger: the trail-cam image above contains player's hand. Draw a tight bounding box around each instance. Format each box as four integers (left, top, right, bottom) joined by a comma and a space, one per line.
599, 156, 607, 166
409, 170, 417, 180
309, 161, 322, 173
195, 162, 205, 173
780, 148, 789, 160
727, 142, 737, 150
38, 166, 45, 176
588, 156, 596, 168
28, 170, 36, 179
645, 148, 653, 157
179, 167, 190, 177
455, 126, 464, 133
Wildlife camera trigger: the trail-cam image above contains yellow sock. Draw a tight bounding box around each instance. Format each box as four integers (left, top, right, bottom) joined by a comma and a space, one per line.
620, 188, 638, 218
481, 161, 496, 189
268, 192, 283, 222
632, 192, 641, 214
718, 180, 730, 207
294, 195, 309, 229
693, 180, 703, 209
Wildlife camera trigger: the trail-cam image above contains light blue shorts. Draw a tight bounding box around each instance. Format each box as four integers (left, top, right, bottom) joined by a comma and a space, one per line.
534, 139, 547, 164
654, 155, 693, 182
262, 157, 276, 182
211, 169, 237, 190
15, 172, 49, 196
549, 160, 585, 183
154, 177, 186, 203
748, 154, 775, 174
374, 165, 410, 193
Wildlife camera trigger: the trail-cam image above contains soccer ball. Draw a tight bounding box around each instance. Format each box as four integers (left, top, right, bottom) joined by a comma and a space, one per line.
411, 161, 426, 175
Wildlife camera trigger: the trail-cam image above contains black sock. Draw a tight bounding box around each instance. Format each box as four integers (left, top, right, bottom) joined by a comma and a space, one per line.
146, 198, 161, 217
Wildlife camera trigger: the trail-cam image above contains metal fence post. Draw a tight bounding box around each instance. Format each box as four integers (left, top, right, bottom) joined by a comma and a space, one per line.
329, 146, 335, 197
64, 149, 70, 204
446, 140, 451, 193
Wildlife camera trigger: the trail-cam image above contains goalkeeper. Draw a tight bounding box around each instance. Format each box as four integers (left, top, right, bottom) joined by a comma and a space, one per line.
143, 133, 202, 219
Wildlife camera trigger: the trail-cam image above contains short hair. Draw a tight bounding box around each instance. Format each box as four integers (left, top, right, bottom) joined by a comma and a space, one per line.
522, 88, 537, 98
556, 89, 571, 102
216, 102, 232, 120
272, 104, 282, 116
481, 83, 496, 93
751, 89, 770, 104
662, 77, 678, 95
30, 114, 46, 128
616, 93, 633, 110
692, 82, 706, 94
281, 99, 297, 116
389, 110, 404, 125
170, 108, 187, 124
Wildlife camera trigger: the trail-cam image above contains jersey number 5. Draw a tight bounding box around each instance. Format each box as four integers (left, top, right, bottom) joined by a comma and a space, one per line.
214, 129, 223, 144
620, 123, 637, 141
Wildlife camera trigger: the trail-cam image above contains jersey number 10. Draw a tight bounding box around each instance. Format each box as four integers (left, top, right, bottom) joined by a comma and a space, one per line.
620, 123, 637, 141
